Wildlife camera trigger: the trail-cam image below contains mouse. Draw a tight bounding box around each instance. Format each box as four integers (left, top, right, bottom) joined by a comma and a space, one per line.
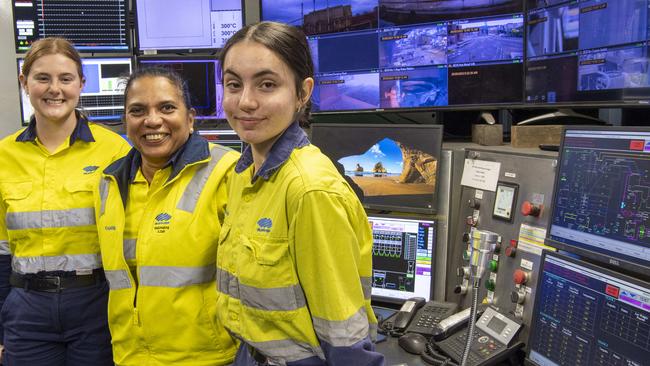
398, 332, 428, 355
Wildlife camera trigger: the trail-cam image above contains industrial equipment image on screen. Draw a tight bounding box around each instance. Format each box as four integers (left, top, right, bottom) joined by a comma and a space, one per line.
577, 45, 650, 92
447, 14, 523, 64
314, 72, 381, 111
311, 124, 443, 214
262, 0, 378, 35
379, 23, 448, 68
526, 3, 578, 57
379, 0, 522, 26
379, 67, 448, 108
548, 129, 650, 271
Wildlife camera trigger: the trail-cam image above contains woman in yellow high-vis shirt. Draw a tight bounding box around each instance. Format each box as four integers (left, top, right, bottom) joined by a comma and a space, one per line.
216, 21, 385, 366
95, 67, 239, 365
0, 37, 130, 365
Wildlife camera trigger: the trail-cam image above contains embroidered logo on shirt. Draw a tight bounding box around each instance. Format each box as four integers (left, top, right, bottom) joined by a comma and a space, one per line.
257, 218, 272, 233
154, 213, 172, 233
83, 165, 99, 174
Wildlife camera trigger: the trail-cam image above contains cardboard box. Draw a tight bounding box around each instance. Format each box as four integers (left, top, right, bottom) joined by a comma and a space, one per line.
511, 125, 563, 148
472, 124, 503, 146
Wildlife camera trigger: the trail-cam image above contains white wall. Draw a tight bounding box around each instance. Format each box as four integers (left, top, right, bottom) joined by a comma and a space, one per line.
0, 0, 22, 138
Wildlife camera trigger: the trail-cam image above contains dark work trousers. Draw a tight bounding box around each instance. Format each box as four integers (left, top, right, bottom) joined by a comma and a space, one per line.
0, 280, 113, 366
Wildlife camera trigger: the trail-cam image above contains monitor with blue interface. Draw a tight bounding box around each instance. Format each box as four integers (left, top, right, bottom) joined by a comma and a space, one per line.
12, 0, 129, 53
546, 127, 650, 277
368, 215, 435, 302
135, 0, 243, 52
18, 57, 132, 125
261, 0, 524, 112
138, 57, 225, 121
525, 0, 650, 105
527, 251, 650, 366
310, 123, 442, 214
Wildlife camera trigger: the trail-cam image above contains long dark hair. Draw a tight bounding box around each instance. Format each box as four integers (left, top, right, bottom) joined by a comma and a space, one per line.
218, 21, 314, 125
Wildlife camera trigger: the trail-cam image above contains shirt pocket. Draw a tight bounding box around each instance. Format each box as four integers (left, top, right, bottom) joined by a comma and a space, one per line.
64, 179, 94, 206
238, 235, 302, 320
0, 181, 32, 202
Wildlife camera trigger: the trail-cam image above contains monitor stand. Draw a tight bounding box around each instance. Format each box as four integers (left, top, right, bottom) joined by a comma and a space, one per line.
516, 108, 607, 126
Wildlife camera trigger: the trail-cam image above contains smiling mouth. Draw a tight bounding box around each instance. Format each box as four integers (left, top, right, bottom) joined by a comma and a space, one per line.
44, 98, 65, 105
144, 133, 168, 142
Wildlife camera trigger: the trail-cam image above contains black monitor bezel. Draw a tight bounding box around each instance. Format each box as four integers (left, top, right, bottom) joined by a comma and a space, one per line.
366, 212, 436, 304
16, 55, 135, 126
133, 0, 245, 54
526, 250, 650, 365
545, 125, 650, 278
11, 0, 132, 54
310, 123, 443, 215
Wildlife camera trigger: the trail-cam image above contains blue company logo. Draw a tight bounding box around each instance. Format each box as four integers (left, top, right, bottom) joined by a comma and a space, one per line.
83, 165, 99, 174
155, 213, 172, 223
257, 218, 272, 233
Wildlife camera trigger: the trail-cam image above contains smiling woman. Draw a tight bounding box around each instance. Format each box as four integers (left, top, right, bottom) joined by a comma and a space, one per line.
0, 37, 131, 365
94, 67, 239, 365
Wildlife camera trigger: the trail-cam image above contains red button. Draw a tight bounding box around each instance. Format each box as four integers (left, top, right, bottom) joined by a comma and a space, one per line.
521, 201, 541, 217
505, 246, 517, 258
513, 269, 528, 285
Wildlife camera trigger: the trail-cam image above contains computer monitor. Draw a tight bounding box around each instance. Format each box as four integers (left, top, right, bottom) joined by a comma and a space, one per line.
525, 0, 650, 105
18, 57, 132, 125
310, 123, 443, 214
368, 215, 435, 302
135, 0, 243, 52
545, 127, 650, 277
12, 0, 129, 53
527, 251, 650, 366
137, 57, 225, 121
262, 0, 524, 112
198, 129, 244, 152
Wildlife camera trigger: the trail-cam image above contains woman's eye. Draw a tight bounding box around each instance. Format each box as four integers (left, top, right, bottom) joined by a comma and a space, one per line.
225, 81, 241, 89
260, 81, 276, 89
161, 104, 176, 113
128, 108, 143, 116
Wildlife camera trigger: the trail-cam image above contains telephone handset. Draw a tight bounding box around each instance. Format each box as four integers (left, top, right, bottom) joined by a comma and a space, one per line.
430, 307, 523, 366
392, 297, 426, 331
404, 300, 459, 336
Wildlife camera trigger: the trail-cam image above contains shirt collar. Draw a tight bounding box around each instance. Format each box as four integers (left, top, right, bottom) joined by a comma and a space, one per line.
16, 111, 95, 144
235, 122, 310, 183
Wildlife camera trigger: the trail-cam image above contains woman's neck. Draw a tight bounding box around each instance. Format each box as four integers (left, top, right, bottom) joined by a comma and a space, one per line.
35, 113, 78, 153
140, 159, 166, 184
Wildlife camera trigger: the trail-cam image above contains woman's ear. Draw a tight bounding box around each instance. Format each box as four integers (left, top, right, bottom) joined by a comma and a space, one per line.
19, 74, 28, 95
300, 77, 314, 105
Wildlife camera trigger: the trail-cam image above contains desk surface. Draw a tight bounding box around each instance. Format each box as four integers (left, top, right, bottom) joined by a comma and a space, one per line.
374, 306, 427, 366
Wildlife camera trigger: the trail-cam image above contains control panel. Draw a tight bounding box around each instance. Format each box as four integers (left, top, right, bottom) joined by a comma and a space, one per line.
447, 146, 558, 347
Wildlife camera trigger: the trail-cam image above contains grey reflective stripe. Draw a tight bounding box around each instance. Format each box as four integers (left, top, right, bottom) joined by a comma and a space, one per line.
246, 338, 324, 363
369, 322, 378, 343
312, 306, 370, 347
123, 239, 136, 260
139, 265, 215, 287
99, 178, 109, 216
361, 276, 372, 299
6, 208, 95, 230
12, 253, 102, 274
105, 269, 132, 290
177, 146, 230, 213
0, 240, 10, 255
217, 267, 307, 312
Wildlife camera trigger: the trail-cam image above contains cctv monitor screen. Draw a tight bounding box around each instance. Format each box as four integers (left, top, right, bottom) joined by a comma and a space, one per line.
369, 215, 435, 302
135, 0, 243, 52
18, 57, 132, 125
525, 0, 650, 105
310, 123, 443, 214
546, 127, 650, 277
527, 251, 650, 366
12, 0, 129, 53
261, 0, 525, 112
137, 57, 225, 121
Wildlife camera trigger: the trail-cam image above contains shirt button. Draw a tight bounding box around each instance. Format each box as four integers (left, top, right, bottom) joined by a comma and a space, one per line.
243, 194, 252, 202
